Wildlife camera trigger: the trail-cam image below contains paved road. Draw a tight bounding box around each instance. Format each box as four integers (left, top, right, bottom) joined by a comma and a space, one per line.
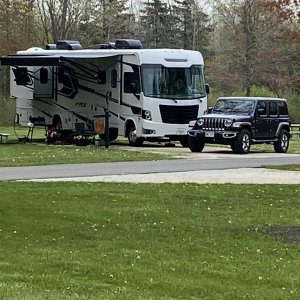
1, 149, 300, 182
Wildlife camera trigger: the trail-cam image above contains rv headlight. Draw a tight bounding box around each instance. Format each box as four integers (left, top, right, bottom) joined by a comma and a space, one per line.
142, 110, 152, 121
224, 119, 233, 127
197, 118, 205, 127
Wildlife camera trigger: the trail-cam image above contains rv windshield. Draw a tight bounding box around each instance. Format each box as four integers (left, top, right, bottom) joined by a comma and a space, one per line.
141, 64, 206, 100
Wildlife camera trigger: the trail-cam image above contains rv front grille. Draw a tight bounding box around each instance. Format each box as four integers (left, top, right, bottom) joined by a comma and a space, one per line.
159, 105, 199, 124
202, 118, 225, 131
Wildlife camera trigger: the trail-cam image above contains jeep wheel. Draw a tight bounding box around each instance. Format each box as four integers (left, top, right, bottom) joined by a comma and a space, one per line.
274, 129, 289, 153
188, 136, 205, 152
232, 129, 251, 154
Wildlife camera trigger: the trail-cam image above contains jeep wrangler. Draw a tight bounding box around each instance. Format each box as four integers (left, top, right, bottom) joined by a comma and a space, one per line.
188, 97, 291, 154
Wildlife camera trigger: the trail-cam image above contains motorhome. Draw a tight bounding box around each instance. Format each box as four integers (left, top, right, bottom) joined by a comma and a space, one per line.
0, 39, 208, 146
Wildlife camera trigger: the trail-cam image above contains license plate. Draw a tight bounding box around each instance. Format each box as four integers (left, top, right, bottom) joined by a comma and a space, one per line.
205, 131, 215, 138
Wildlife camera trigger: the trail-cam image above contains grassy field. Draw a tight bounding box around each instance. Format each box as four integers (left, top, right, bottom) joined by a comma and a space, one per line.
0, 126, 170, 166
263, 164, 300, 171
0, 182, 300, 299
0, 143, 169, 167
0, 125, 300, 167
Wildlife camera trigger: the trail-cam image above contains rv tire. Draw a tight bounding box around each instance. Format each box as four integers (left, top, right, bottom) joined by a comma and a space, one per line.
109, 128, 118, 141
128, 126, 144, 147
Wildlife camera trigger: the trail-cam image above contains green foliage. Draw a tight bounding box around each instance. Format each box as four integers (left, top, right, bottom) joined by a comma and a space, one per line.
246, 86, 277, 97
282, 89, 300, 123
207, 86, 276, 107
1, 182, 300, 299
140, 0, 172, 48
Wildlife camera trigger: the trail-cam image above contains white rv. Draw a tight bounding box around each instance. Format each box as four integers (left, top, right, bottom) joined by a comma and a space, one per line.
0, 39, 208, 146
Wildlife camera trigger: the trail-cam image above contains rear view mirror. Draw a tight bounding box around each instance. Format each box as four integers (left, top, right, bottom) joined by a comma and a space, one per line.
205, 84, 210, 94
13, 67, 31, 85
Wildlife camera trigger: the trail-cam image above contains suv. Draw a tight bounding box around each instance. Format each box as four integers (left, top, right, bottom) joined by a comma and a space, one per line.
188, 97, 291, 154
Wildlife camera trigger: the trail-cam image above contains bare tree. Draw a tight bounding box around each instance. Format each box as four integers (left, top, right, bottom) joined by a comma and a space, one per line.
36, 0, 87, 43
208, 0, 282, 96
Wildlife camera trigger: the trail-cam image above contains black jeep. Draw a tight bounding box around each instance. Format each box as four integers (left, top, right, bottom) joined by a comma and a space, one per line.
188, 97, 291, 154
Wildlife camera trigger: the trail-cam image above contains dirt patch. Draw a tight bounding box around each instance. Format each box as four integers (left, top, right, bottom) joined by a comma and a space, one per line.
267, 226, 300, 243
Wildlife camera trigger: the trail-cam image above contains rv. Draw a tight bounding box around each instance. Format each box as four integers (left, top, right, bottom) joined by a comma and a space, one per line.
0, 39, 208, 146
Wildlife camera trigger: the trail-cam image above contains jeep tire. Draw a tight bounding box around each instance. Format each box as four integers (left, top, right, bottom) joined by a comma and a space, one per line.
274, 129, 289, 153
232, 129, 251, 154
188, 136, 205, 152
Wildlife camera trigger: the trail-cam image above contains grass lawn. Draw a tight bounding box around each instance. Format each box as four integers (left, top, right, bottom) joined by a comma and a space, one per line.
0, 182, 300, 299
0, 126, 170, 166
0, 143, 169, 167
0, 125, 300, 167
262, 164, 300, 171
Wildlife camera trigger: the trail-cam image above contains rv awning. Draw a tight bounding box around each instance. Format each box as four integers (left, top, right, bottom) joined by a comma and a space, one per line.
0, 53, 119, 67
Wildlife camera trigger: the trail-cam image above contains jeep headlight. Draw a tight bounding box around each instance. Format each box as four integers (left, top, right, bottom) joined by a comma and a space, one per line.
197, 118, 204, 127
224, 119, 233, 127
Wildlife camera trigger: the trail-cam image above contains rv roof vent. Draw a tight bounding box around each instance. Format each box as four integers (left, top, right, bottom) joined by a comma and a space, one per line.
99, 42, 116, 49
115, 39, 142, 49
56, 40, 82, 50
46, 44, 57, 50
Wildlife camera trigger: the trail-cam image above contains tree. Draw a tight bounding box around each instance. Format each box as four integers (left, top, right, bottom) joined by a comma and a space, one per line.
77, 0, 135, 47
139, 0, 172, 48
172, 0, 209, 51
36, 0, 87, 43
0, 0, 35, 124
208, 0, 286, 96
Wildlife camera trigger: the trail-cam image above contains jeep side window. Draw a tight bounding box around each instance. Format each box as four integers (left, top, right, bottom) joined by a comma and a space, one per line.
278, 101, 288, 116
269, 101, 278, 116
256, 101, 267, 116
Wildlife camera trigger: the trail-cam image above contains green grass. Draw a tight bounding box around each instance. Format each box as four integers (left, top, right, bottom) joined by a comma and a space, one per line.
0, 144, 169, 166
263, 164, 300, 171
0, 182, 300, 299
251, 139, 300, 153
0, 126, 300, 167
0, 126, 170, 166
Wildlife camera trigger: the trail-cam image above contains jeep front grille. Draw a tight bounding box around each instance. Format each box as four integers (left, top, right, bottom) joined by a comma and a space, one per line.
203, 118, 225, 131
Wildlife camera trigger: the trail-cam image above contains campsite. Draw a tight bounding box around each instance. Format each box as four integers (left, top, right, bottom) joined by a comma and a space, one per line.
1, 0, 300, 298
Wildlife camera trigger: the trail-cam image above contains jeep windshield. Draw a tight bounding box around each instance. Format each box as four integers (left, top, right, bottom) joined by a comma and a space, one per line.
141, 64, 206, 100
213, 99, 255, 114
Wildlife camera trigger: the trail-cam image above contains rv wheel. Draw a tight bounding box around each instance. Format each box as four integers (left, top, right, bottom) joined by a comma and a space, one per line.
128, 126, 144, 147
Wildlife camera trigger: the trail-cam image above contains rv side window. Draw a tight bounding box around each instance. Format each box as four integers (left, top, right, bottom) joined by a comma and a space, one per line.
40, 68, 48, 84
124, 72, 140, 94
97, 70, 106, 84
57, 67, 64, 83
111, 70, 117, 88
13, 67, 31, 85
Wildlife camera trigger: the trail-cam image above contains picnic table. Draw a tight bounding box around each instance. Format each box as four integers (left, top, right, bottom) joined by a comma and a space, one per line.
291, 124, 300, 138
0, 132, 9, 143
